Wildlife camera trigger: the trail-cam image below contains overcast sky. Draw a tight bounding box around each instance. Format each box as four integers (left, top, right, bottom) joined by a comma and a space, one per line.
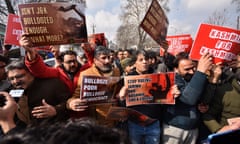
85, 0, 239, 43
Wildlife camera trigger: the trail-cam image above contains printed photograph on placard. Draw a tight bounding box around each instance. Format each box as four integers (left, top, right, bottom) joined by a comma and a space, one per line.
18, 2, 87, 46
125, 72, 175, 106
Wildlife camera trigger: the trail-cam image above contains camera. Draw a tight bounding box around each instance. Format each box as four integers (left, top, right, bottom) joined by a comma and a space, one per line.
0, 94, 6, 107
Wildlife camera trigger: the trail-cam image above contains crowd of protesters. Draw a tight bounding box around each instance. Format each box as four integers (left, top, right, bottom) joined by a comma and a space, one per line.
0, 32, 240, 144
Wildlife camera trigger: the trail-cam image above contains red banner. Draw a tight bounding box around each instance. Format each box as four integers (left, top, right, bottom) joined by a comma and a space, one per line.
4, 14, 23, 46
167, 34, 193, 56
125, 72, 175, 106
88, 33, 107, 47
189, 23, 240, 64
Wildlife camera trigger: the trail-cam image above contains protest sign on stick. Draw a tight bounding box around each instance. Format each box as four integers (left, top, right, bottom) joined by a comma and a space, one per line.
140, 0, 169, 46
189, 23, 240, 64
18, 2, 88, 46
125, 72, 175, 107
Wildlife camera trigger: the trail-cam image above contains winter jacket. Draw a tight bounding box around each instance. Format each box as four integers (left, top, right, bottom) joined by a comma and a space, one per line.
163, 71, 208, 130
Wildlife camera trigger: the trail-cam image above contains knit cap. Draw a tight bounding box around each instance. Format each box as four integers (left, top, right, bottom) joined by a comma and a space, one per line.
120, 58, 134, 70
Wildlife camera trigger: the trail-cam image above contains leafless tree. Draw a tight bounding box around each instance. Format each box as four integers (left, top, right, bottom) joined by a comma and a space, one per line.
205, 9, 229, 26
116, 0, 169, 49
232, 0, 240, 12
116, 24, 136, 49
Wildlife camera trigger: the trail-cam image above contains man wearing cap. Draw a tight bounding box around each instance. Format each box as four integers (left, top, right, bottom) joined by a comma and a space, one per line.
19, 34, 94, 118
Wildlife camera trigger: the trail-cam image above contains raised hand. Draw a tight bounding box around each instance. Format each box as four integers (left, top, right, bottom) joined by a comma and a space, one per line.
19, 34, 37, 61
197, 53, 213, 74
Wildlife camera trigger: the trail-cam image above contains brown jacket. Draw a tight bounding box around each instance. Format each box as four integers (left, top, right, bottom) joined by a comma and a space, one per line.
68, 64, 121, 127
16, 78, 70, 125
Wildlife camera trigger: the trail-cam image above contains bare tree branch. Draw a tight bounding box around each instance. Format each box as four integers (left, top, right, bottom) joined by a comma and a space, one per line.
116, 0, 169, 49
232, 0, 240, 12
205, 9, 229, 26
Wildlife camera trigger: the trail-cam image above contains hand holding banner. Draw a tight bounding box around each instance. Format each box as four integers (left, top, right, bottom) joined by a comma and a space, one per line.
80, 75, 123, 104
190, 23, 240, 64
18, 2, 88, 47
125, 73, 175, 106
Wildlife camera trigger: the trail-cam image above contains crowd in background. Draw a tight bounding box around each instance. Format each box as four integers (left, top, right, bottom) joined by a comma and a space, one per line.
0, 34, 240, 144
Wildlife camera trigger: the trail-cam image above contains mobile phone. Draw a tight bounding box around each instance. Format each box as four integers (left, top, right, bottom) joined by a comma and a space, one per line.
9, 89, 24, 98
9, 89, 24, 102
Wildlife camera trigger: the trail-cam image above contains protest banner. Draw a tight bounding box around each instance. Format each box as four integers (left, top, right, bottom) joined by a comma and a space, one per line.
88, 33, 107, 47
106, 106, 129, 120
189, 23, 240, 64
125, 72, 175, 106
80, 75, 123, 104
107, 106, 156, 125
4, 14, 23, 46
18, 2, 88, 47
166, 34, 193, 56
140, 0, 169, 46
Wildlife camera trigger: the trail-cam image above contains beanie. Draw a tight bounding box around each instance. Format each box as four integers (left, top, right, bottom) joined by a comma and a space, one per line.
120, 58, 134, 70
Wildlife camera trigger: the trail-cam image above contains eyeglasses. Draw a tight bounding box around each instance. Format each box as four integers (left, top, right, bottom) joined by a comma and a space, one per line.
8, 73, 26, 81
64, 60, 77, 64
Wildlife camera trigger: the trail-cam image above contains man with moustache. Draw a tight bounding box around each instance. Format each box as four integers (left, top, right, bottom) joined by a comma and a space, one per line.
67, 46, 121, 127
19, 34, 93, 95
162, 52, 213, 144
5, 60, 70, 126
19, 34, 94, 118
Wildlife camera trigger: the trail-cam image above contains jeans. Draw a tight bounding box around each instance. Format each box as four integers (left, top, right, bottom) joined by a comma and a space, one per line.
128, 120, 160, 144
